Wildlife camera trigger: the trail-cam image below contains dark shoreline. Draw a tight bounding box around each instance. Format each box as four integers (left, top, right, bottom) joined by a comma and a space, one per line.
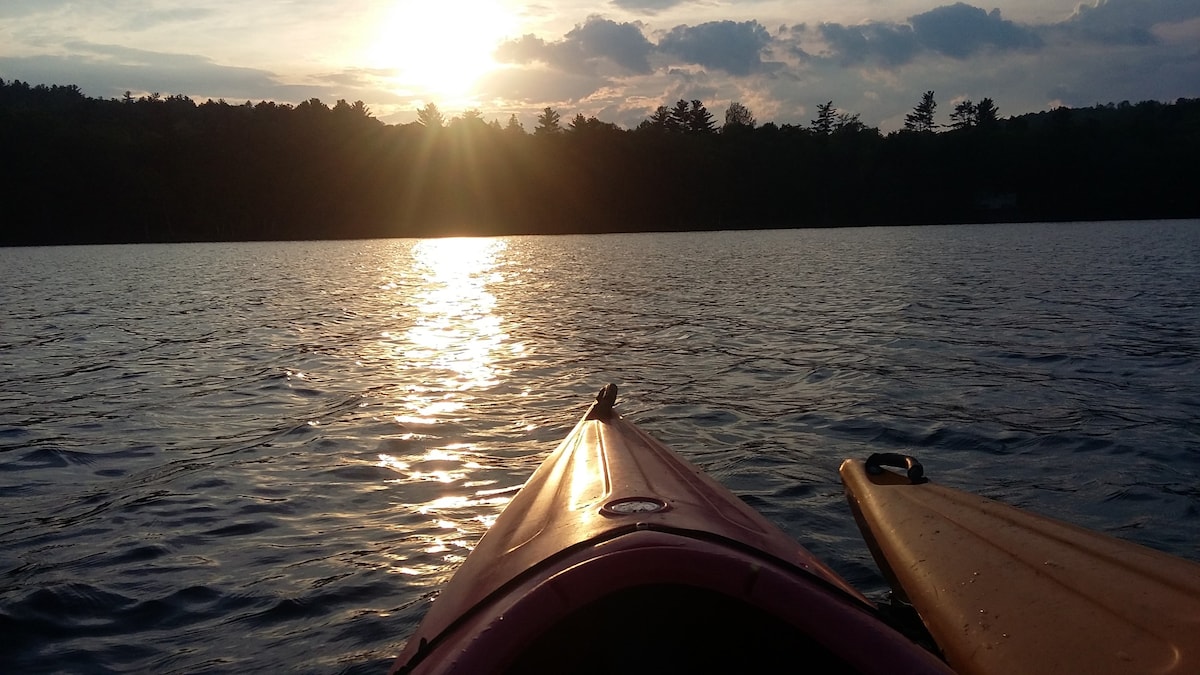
3, 80, 1197, 246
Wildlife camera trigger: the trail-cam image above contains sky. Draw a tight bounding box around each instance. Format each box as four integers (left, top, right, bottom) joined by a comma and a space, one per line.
1, 0, 1198, 131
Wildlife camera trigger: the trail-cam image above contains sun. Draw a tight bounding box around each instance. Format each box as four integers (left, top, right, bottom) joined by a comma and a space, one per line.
365, 1, 519, 102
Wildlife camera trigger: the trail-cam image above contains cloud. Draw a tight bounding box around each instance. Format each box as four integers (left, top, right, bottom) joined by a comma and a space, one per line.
478, 66, 610, 104
497, 17, 772, 79
1062, 0, 1200, 45
0, 43, 324, 103
495, 35, 553, 65
118, 7, 215, 31
310, 67, 395, 89
816, 3, 1040, 65
609, 0, 689, 14
568, 17, 655, 73
1033, 38, 1200, 108
0, 0, 70, 19
495, 17, 654, 76
657, 20, 773, 76
910, 3, 1041, 57
818, 23, 919, 66
3, 0, 1197, 134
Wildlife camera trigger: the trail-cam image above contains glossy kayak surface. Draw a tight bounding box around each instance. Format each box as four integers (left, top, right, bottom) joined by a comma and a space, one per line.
390, 386, 953, 674
841, 455, 1200, 675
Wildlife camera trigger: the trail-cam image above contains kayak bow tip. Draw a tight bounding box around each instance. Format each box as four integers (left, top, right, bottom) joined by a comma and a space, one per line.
585, 383, 619, 421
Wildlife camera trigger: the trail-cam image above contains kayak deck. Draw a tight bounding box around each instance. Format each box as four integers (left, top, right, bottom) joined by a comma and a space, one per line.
391, 387, 952, 674
841, 455, 1200, 675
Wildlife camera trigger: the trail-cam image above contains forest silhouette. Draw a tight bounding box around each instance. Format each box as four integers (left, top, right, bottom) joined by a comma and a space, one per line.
2, 79, 1197, 246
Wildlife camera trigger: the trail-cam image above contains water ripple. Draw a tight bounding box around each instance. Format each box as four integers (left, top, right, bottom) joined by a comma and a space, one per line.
1, 222, 1198, 672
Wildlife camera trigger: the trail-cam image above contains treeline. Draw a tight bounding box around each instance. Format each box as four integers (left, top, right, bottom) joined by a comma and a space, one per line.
1, 79, 1198, 245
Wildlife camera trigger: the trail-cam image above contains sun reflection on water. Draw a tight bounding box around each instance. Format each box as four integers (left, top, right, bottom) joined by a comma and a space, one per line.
374, 237, 522, 582
392, 237, 509, 422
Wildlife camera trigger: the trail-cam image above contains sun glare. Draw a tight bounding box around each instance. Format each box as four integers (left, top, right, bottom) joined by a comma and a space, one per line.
365, 1, 518, 102
386, 238, 509, 424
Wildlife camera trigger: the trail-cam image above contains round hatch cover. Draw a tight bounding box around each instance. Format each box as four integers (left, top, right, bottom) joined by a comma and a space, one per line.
602, 497, 668, 515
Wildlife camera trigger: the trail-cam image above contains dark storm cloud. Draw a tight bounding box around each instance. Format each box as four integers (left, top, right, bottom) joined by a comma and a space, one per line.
495, 17, 653, 75
816, 3, 1040, 65
657, 20, 772, 76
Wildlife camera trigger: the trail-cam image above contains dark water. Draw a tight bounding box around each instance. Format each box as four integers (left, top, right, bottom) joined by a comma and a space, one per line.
2, 221, 1198, 673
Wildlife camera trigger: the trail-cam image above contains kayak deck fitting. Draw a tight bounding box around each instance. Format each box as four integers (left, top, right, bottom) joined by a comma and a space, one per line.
390, 386, 953, 674
841, 453, 1200, 675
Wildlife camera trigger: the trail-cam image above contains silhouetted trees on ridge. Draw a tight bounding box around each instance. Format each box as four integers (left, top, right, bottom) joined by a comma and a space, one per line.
1, 77, 1197, 245
904, 91, 939, 132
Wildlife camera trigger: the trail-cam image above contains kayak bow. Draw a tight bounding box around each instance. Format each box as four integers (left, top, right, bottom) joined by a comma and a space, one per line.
391, 385, 951, 674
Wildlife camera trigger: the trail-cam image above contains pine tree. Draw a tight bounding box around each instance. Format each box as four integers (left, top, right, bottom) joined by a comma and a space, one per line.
976, 98, 999, 128
534, 106, 561, 135
949, 97, 999, 130
687, 100, 716, 134
834, 112, 865, 133
904, 91, 937, 132
669, 99, 691, 131
416, 102, 444, 128
950, 100, 977, 129
647, 105, 674, 132
811, 101, 837, 135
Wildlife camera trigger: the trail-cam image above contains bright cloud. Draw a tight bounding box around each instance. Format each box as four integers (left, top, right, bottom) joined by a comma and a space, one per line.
0, 0, 1197, 131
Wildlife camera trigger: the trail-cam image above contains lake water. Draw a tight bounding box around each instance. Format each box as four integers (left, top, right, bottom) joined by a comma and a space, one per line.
2, 221, 1198, 673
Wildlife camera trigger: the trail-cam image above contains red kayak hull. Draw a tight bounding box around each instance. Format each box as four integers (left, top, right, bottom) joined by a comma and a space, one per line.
391, 387, 952, 674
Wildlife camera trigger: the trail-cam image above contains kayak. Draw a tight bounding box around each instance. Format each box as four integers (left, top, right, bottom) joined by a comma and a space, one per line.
390, 386, 954, 674
841, 454, 1200, 675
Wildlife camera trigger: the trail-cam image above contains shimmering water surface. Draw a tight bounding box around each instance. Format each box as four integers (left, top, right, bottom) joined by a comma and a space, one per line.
2, 221, 1198, 673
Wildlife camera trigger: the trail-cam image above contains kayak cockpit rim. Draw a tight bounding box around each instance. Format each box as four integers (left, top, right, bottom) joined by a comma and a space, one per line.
394, 522, 937, 674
